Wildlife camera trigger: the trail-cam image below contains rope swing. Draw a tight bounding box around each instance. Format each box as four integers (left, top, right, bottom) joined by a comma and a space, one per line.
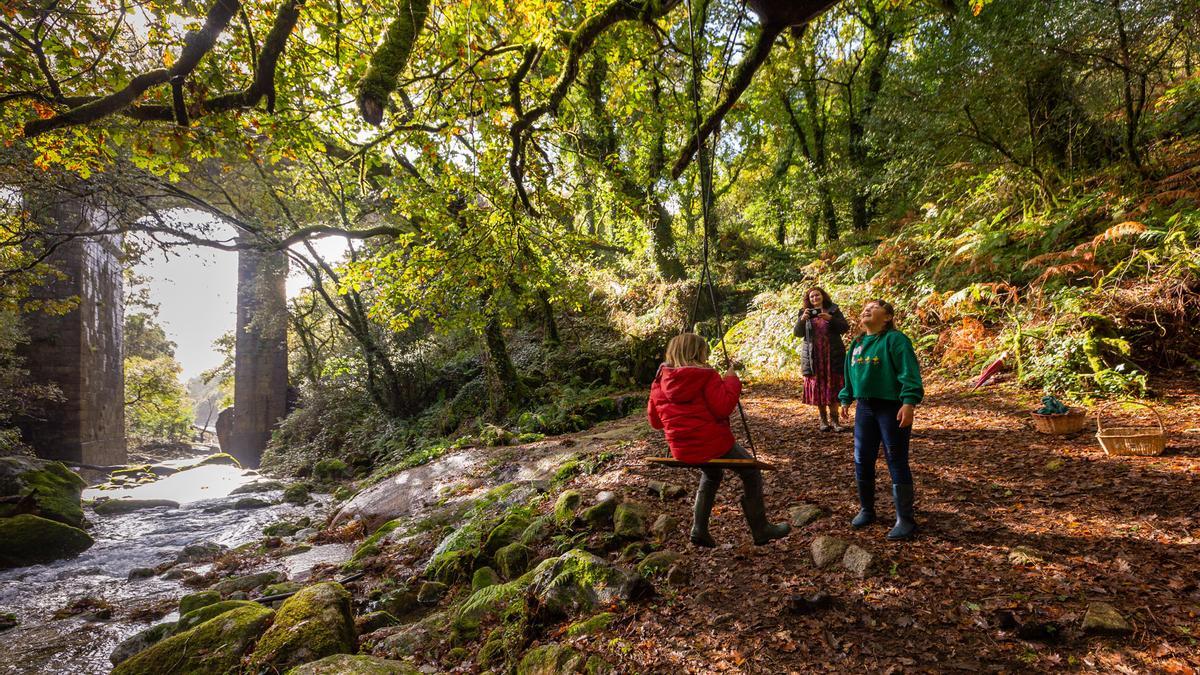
649, 0, 775, 472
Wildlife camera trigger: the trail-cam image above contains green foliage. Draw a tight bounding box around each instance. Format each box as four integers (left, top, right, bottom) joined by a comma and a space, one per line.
124, 355, 194, 445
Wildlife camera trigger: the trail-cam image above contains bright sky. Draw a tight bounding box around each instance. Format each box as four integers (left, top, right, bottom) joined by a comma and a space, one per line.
133, 211, 347, 381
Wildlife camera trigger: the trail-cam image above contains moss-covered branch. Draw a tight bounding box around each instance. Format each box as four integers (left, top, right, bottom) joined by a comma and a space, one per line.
23, 0, 303, 136
670, 0, 840, 179
356, 0, 432, 126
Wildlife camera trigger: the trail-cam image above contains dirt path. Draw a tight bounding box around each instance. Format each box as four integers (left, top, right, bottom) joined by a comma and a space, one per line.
571, 375, 1200, 673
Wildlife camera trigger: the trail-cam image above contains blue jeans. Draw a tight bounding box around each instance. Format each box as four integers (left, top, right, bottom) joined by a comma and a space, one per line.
853, 398, 913, 485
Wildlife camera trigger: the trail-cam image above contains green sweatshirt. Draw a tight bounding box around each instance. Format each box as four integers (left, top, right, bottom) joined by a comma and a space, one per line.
838, 329, 924, 406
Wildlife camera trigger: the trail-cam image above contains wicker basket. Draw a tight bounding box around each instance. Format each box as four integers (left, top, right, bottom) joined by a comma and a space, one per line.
1030, 408, 1088, 435
1096, 401, 1167, 457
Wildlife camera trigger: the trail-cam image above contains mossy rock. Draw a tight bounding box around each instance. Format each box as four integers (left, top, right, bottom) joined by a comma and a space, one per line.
424, 548, 476, 584
636, 550, 680, 576
423, 512, 489, 582
234, 497, 270, 510
355, 610, 401, 634
263, 581, 303, 597
263, 518, 309, 537
352, 519, 404, 563
580, 495, 619, 530
248, 582, 355, 671
484, 513, 532, 556
376, 588, 418, 618
196, 453, 241, 468
110, 465, 152, 479
94, 499, 179, 515
527, 550, 649, 621
554, 459, 582, 483
174, 600, 259, 634
112, 605, 274, 675
478, 634, 506, 667
287, 654, 420, 674
521, 515, 554, 545
453, 575, 534, 641
416, 580, 448, 604
333, 486, 356, 502
229, 480, 285, 495
517, 644, 588, 675
553, 490, 583, 526
211, 570, 286, 595
283, 483, 311, 505
375, 612, 450, 660
494, 542, 533, 579
0, 456, 87, 527
472, 566, 501, 591
313, 458, 350, 482
109, 621, 176, 666
612, 502, 648, 539
0, 514, 93, 569
179, 590, 221, 615
566, 612, 616, 638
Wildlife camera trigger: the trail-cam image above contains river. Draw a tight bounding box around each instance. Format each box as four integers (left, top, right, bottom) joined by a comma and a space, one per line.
0, 456, 344, 675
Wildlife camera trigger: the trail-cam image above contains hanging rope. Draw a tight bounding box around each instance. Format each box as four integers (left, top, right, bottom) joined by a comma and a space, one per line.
682, 0, 758, 458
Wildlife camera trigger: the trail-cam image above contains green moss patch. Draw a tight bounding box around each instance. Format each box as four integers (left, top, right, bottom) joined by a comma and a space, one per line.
178, 590, 221, 615
0, 514, 93, 569
248, 582, 355, 672
174, 600, 258, 634
352, 519, 404, 562
112, 605, 274, 675
287, 654, 421, 674
566, 611, 616, 637
0, 457, 87, 527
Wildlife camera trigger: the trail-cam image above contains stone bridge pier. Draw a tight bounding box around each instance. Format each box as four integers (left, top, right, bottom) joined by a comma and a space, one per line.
17, 193, 126, 466
225, 244, 289, 468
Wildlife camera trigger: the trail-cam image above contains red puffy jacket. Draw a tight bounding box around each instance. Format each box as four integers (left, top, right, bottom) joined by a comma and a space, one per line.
647, 365, 742, 463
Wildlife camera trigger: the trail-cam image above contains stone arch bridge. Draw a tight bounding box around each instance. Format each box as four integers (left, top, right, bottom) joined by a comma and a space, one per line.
16, 193, 288, 468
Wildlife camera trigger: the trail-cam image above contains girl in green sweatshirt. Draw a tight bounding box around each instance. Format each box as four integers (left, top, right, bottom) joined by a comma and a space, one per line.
838, 299, 924, 541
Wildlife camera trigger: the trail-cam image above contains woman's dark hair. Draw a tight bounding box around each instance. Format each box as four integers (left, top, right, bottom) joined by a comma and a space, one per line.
868, 299, 897, 331
803, 287, 833, 310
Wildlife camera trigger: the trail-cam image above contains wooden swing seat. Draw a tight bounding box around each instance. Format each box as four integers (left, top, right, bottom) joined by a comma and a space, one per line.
645, 456, 777, 471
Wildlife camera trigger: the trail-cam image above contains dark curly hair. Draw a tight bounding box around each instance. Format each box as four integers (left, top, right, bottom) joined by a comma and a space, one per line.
802, 287, 833, 310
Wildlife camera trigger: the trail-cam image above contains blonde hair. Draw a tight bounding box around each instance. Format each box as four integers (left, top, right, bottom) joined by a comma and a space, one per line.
664, 332, 711, 367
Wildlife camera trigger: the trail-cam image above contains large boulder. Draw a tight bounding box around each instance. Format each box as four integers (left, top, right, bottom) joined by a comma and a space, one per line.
248, 582, 356, 672
110, 622, 177, 666
483, 513, 531, 555
112, 605, 274, 675
288, 654, 420, 674
175, 600, 260, 634
0, 456, 87, 526
527, 550, 650, 620
0, 514, 93, 569
215, 406, 235, 454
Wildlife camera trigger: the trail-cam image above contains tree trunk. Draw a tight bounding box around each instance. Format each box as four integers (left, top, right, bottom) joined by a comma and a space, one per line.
482, 318, 521, 419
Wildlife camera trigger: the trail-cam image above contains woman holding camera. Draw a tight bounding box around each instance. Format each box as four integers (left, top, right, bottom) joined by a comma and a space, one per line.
793, 287, 850, 431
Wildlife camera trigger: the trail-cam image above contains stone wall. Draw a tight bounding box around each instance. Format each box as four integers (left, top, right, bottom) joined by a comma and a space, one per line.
225, 245, 288, 468
17, 195, 126, 465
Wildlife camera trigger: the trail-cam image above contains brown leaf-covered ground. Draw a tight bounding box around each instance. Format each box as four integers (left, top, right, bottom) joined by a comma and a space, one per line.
562, 374, 1200, 673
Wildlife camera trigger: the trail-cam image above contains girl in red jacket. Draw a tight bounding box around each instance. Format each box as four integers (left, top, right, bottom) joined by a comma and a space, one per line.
647, 333, 790, 547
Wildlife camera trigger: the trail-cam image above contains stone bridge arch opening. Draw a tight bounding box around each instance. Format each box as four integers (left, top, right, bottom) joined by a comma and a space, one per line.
16, 193, 289, 469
